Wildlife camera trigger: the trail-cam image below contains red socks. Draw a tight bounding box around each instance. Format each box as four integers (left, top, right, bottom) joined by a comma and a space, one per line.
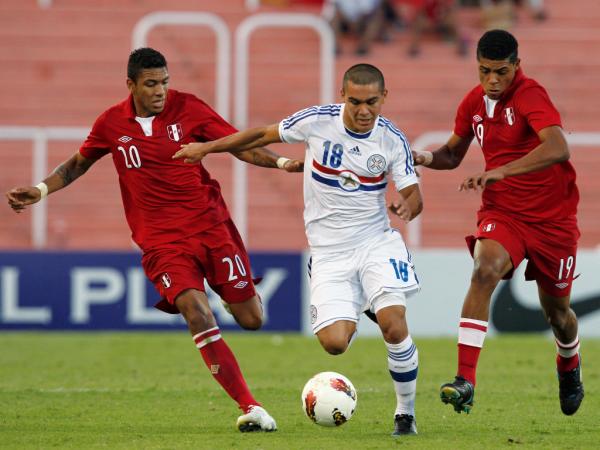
194, 327, 259, 412
556, 337, 580, 373
457, 318, 488, 386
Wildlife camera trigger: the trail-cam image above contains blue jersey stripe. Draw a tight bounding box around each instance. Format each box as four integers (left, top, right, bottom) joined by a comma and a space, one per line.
379, 117, 415, 175
283, 107, 341, 129
283, 111, 340, 130
283, 105, 341, 130
311, 172, 387, 191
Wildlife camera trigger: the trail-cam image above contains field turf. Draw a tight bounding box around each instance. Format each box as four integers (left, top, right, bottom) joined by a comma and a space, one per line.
0, 333, 597, 449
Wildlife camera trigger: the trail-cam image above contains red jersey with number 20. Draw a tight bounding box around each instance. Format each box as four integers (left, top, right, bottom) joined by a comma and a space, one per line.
454, 69, 579, 222
79, 90, 236, 251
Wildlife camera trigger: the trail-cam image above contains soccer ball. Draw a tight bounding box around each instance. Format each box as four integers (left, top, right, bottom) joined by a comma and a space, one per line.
301, 371, 357, 427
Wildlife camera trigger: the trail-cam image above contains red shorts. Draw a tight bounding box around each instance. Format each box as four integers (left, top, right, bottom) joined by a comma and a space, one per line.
142, 219, 257, 313
466, 211, 580, 297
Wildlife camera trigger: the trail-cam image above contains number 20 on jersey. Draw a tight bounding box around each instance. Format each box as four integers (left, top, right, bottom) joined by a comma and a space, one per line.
118, 145, 142, 169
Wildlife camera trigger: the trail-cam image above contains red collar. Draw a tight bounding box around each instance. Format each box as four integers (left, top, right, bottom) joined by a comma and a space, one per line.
125, 94, 137, 118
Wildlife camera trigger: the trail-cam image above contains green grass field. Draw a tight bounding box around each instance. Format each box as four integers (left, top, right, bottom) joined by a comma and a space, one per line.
0, 332, 597, 449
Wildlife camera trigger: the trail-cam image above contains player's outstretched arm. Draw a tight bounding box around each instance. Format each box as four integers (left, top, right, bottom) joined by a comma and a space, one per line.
412, 133, 472, 170
459, 126, 569, 192
233, 147, 304, 172
173, 124, 282, 164
6, 152, 97, 213
388, 183, 423, 222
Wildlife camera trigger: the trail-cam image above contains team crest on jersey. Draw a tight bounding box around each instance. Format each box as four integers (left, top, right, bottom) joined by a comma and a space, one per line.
161, 273, 172, 288
482, 223, 495, 232
167, 123, 183, 141
504, 107, 515, 126
367, 154, 386, 174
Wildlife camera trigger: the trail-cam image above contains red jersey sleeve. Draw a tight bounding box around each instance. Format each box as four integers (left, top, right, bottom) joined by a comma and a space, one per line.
188, 97, 238, 141
515, 84, 562, 133
453, 91, 475, 139
79, 113, 110, 159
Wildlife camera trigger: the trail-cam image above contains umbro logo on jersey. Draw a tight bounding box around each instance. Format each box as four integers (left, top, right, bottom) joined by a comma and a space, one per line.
167, 123, 183, 142
473, 115, 483, 123
118, 136, 132, 143
555, 282, 569, 290
348, 145, 361, 155
233, 281, 248, 289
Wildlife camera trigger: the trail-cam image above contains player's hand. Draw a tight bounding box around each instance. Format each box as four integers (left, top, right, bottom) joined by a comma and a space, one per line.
282, 159, 304, 172
388, 196, 412, 222
459, 168, 505, 192
6, 187, 42, 213
411, 150, 433, 167
173, 142, 212, 164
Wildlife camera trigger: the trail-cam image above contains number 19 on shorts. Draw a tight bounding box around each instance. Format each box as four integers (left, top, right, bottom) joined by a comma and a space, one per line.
558, 256, 574, 280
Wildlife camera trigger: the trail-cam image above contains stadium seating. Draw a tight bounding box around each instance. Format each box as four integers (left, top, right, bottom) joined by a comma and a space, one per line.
0, 0, 598, 250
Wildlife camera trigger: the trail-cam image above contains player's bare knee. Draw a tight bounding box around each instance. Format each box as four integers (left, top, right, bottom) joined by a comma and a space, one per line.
545, 307, 573, 330
230, 297, 264, 330
322, 341, 348, 355
381, 326, 406, 344
176, 295, 216, 331
471, 262, 503, 288
237, 313, 263, 331
378, 316, 407, 343
318, 336, 348, 355
184, 308, 216, 332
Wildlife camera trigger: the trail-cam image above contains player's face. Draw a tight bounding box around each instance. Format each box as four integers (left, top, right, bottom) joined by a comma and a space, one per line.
477, 57, 520, 100
341, 81, 387, 133
127, 67, 169, 117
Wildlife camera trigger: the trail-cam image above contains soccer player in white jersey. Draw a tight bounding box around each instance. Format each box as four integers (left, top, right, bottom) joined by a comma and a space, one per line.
174, 64, 424, 436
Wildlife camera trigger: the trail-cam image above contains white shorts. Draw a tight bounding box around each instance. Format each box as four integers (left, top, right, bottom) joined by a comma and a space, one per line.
308, 229, 420, 334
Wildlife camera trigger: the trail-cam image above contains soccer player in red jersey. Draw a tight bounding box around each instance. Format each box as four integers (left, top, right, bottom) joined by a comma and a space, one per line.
412, 30, 583, 415
6, 48, 302, 431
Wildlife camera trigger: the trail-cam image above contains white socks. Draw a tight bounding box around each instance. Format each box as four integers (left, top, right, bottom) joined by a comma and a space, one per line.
386, 335, 418, 416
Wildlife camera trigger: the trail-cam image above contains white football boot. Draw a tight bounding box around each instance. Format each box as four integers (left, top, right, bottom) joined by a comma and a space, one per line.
236, 405, 277, 432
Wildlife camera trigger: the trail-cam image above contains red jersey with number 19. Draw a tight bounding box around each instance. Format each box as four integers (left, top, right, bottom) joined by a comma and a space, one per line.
79, 90, 236, 251
454, 69, 579, 222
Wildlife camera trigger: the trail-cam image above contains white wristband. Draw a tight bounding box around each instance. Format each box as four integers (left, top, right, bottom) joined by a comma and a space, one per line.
35, 182, 48, 199
418, 151, 433, 166
276, 157, 290, 170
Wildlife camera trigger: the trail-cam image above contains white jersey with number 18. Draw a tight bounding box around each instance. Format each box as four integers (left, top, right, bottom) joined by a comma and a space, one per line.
278, 103, 418, 252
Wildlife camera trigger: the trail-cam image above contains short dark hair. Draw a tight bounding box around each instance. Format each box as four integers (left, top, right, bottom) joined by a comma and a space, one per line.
477, 29, 519, 63
127, 48, 167, 82
343, 64, 385, 91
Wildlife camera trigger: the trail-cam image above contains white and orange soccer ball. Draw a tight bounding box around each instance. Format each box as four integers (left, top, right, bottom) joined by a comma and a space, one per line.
301, 371, 357, 427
